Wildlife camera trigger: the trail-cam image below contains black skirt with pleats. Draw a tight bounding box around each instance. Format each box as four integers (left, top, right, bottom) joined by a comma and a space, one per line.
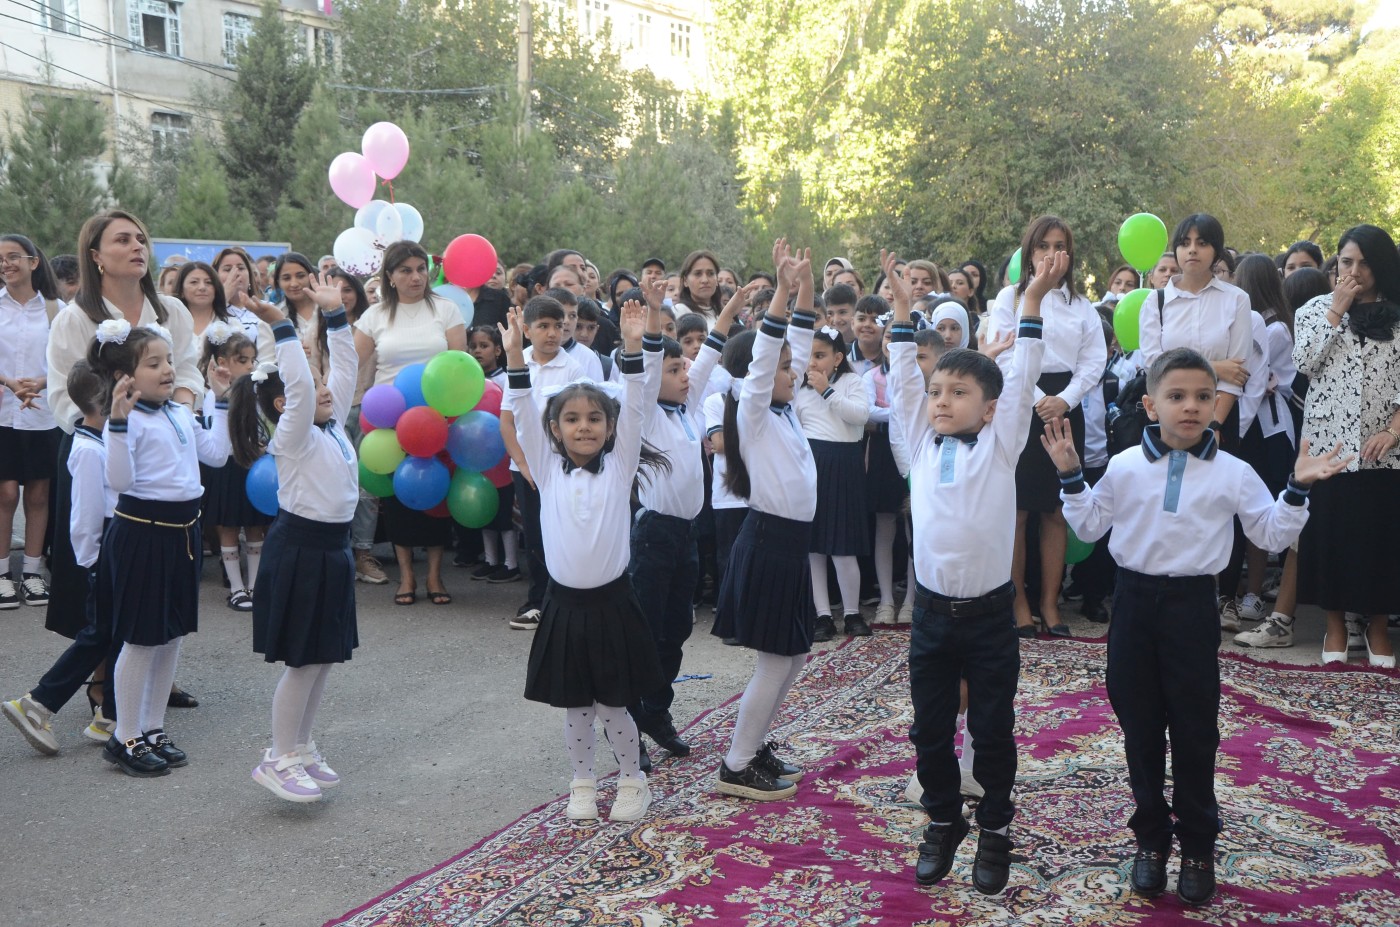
712, 511, 816, 656
252, 511, 358, 667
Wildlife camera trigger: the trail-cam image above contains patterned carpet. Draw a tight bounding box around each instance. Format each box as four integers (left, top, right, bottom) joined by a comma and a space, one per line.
328, 633, 1400, 927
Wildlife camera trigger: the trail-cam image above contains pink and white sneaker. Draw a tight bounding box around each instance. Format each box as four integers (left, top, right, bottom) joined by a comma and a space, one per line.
298, 740, 339, 789
252, 749, 323, 802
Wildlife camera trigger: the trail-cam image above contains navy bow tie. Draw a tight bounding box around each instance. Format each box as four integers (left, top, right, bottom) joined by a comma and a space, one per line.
563, 454, 605, 475
934, 432, 980, 447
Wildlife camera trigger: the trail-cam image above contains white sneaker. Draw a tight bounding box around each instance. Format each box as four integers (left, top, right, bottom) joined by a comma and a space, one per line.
1234, 613, 1294, 648
298, 740, 340, 789
959, 768, 985, 799
567, 777, 598, 821
3, 694, 58, 755
1237, 594, 1268, 622
609, 779, 652, 822
874, 603, 896, 625
1260, 571, 1281, 601
1345, 613, 1366, 652
897, 600, 915, 624
903, 770, 923, 804
251, 749, 323, 802
84, 707, 115, 742
1219, 598, 1241, 632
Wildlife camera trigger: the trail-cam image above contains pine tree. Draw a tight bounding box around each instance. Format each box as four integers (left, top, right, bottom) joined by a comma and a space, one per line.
0, 95, 109, 255
165, 139, 260, 240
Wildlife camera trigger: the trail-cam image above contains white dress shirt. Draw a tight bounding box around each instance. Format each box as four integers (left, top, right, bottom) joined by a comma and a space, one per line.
68, 425, 114, 569
737, 313, 818, 522
890, 317, 1045, 598
47, 294, 202, 432
267, 312, 360, 523
704, 390, 745, 510
503, 347, 585, 473
0, 288, 58, 430
1061, 426, 1309, 573
565, 339, 605, 382
1138, 276, 1254, 398
987, 283, 1105, 409
794, 370, 870, 442
106, 398, 229, 503
1258, 321, 1297, 445
637, 333, 724, 520
508, 348, 652, 589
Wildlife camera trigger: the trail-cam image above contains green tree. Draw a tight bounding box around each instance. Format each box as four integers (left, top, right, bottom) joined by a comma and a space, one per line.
220, 0, 319, 236
0, 95, 109, 255
269, 88, 358, 258
164, 139, 260, 240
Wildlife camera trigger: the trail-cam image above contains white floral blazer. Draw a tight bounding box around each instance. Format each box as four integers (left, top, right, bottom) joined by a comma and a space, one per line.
1293, 294, 1400, 472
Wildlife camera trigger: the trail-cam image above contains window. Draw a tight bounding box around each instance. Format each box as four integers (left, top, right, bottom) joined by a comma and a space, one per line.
537, 0, 565, 24
39, 0, 80, 35
308, 26, 336, 68
128, 0, 181, 57
150, 112, 189, 154
632, 12, 651, 50
222, 13, 253, 66
583, 0, 610, 38
670, 22, 691, 59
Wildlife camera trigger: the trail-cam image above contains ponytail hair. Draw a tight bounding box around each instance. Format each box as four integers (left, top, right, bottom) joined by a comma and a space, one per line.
720, 329, 758, 499
226, 369, 283, 469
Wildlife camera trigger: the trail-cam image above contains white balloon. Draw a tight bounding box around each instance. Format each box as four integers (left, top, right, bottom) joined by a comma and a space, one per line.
354, 199, 391, 233
333, 227, 383, 277
375, 204, 404, 245
394, 202, 425, 243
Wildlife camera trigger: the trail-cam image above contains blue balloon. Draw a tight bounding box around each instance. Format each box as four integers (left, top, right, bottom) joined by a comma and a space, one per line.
392, 456, 450, 511
435, 284, 474, 327
395, 363, 428, 409
245, 454, 280, 517
446, 411, 506, 472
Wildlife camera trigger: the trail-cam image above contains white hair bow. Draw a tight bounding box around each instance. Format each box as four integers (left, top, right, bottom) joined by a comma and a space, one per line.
250, 362, 279, 384
205, 321, 235, 346
145, 323, 173, 345
541, 377, 624, 401
96, 319, 132, 345
819, 325, 842, 341
728, 376, 746, 399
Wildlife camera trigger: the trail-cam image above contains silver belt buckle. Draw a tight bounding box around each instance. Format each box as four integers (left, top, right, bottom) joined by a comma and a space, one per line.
950, 598, 974, 618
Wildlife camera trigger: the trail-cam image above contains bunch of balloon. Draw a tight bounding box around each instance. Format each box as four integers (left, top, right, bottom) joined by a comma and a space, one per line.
1112, 213, 1169, 352
328, 122, 424, 277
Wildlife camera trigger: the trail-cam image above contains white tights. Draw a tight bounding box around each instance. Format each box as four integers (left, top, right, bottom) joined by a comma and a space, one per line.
272, 663, 334, 757
725, 652, 807, 771
873, 513, 897, 606
113, 638, 183, 745
565, 703, 642, 782
810, 554, 861, 617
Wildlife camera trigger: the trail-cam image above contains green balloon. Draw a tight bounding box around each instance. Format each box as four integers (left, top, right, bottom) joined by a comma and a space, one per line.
359, 461, 395, 498
1113, 288, 1151, 352
1066, 526, 1095, 565
360, 428, 407, 475
447, 469, 499, 528
1007, 248, 1022, 285
1118, 213, 1169, 273
422, 350, 486, 417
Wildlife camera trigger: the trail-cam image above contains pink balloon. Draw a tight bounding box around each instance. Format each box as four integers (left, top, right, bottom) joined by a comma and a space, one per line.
362, 122, 410, 181
474, 380, 503, 416
328, 152, 376, 208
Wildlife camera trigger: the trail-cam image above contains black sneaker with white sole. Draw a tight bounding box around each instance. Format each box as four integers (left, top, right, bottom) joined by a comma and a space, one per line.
716, 760, 797, 800
753, 742, 803, 782
0, 577, 18, 610
19, 574, 48, 606
509, 606, 541, 630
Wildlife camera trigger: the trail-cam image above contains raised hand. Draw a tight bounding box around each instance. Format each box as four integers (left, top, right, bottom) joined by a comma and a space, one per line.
208, 362, 233, 399
978, 327, 1015, 359
719, 279, 764, 330
498, 306, 527, 366
110, 375, 140, 420
230, 287, 285, 325
771, 237, 791, 273
1025, 250, 1070, 301
619, 298, 645, 350
1293, 439, 1354, 484
1039, 415, 1081, 473
306, 272, 346, 312
641, 275, 668, 312
880, 250, 912, 310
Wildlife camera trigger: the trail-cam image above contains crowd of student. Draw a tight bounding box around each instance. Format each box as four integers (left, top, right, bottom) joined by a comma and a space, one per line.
1, 207, 1397, 906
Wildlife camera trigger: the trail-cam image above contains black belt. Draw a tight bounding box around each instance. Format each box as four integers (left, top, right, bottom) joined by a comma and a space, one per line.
915, 581, 1015, 618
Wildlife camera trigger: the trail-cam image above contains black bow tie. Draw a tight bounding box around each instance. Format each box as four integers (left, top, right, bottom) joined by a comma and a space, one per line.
934, 432, 980, 447
562, 454, 605, 475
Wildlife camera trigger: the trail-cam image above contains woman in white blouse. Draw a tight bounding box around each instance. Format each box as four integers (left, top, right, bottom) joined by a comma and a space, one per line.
1292, 224, 1400, 668
354, 241, 467, 606
987, 216, 1106, 636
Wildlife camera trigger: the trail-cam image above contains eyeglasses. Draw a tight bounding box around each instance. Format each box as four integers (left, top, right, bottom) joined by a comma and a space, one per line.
0, 253, 36, 267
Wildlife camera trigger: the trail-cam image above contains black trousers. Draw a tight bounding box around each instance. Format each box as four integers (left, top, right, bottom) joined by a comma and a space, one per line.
31, 569, 119, 719
1108, 568, 1222, 856
512, 471, 548, 609
627, 511, 698, 730
909, 581, 1020, 830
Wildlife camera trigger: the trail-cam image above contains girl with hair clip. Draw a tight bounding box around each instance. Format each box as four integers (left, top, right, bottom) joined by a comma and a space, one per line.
464, 324, 519, 583
0, 233, 64, 609
795, 324, 872, 641
227, 278, 359, 802
987, 216, 1107, 638
501, 298, 668, 824
711, 240, 820, 802
93, 323, 231, 776
197, 324, 267, 611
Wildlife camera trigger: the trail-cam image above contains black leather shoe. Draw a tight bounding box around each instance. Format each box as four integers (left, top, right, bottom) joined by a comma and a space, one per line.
1177, 856, 1216, 906
638, 741, 652, 774
971, 829, 1014, 895
716, 760, 797, 801
915, 816, 970, 886
753, 741, 803, 783
102, 735, 170, 777
813, 615, 837, 642
143, 729, 188, 768
654, 732, 691, 757
166, 687, 198, 708
635, 712, 692, 758
1082, 598, 1109, 623
1130, 848, 1169, 897
1015, 623, 1037, 639
844, 615, 873, 637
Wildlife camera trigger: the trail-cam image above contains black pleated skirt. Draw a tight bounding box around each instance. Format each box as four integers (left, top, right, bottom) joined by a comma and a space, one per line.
383, 495, 452, 548
1297, 468, 1400, 614
865, 425, 907, 513
1016, 372, 1086, 512
810, 439, 870, 555
46, 428, 90, 639
101, 495, 202, 646
524, 574, 664, 709
201, 461, 275, 528
713, 512, 816, 656
252, 511, 358, 667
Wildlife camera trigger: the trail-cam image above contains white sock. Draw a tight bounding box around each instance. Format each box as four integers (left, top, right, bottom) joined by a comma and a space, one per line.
502, 530, 519, 570
221, 547, 244, 594
565, 706, 596, 780
272, 664, 323, 757
597, 704, 643, 781
21, 555, 42, 576
810, 554, 831, 616
727, 652, 806, 770
874, 514, 896, 606
833, 556, 861, 616
244, 541, 263, 591
296, 663, 333, 746
482, 530, 500, 567
1271, 611, 1294, 625
113, 644, 158, 744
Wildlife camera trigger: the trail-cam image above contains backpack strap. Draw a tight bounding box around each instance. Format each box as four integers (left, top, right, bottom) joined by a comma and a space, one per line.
1156, 288, 1165, 321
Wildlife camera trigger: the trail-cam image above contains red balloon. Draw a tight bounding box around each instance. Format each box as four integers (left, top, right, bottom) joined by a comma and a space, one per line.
474, 380, 503, 416
443, 234, 498, 289
482, 456, 512, 489
359, 411, 376, 435
436, 450, 458, 475
425, 501, 451, 519
396, 406, 449, 457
